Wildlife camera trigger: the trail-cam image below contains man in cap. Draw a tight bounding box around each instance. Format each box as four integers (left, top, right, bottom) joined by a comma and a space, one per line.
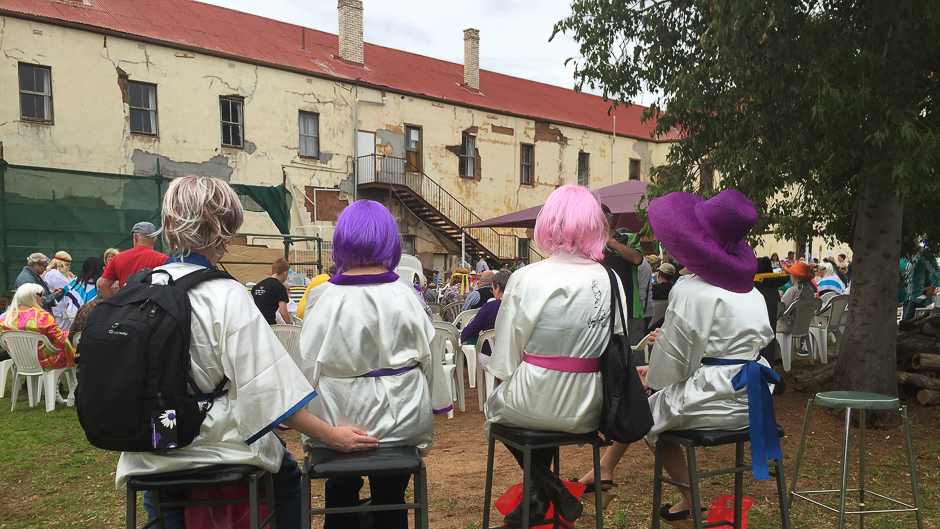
97, 221, 168, 298
14, 252, 63, 311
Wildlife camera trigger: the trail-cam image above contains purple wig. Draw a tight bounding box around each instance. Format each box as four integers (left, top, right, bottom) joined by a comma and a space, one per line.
332, 200, 402, 273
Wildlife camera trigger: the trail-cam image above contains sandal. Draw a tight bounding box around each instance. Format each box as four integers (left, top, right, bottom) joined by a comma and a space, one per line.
569, 478, 617, 491
660, 504, 708, 522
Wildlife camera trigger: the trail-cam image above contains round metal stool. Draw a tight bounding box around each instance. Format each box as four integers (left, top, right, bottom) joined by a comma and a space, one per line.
789, 391, 923, 529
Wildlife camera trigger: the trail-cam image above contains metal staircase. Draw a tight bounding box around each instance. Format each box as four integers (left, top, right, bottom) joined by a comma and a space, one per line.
356, 154, 540, 262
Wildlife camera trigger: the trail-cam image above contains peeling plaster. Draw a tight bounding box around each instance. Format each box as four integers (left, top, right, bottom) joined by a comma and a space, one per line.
319, 152, 334, 164
632, 141, 653, 173
338, 172, 356, 195
132, 149, 233, 180
244, 140, 257, 154
377, 128, 404, 158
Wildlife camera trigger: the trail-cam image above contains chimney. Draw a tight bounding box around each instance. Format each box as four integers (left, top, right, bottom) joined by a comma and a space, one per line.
463, 28, 480, 90
338, 0, 364, 64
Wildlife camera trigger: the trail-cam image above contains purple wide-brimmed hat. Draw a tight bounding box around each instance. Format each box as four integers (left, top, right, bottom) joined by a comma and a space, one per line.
648, 189, 758, 293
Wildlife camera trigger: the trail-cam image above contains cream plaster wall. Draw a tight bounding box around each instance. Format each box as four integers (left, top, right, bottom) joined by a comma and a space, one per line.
0, 16, 673, 254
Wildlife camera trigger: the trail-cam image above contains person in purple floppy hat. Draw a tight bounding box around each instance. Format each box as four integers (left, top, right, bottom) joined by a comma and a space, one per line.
578, 189, 781, 523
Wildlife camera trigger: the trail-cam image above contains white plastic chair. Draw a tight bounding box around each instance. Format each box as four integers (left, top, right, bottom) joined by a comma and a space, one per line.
431, 328, 458, 418
776, 297, 822, 371
453, 309, 480, 387
270, 324, 302, 358
809, 294, 850, 363
1, 330, 76, 412
476, 330, 497, 412
0, 358, 12, 398
441, 301, 464, 323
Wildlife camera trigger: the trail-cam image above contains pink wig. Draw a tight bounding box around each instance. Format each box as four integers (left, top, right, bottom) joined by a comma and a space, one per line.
534, 185, 607, 260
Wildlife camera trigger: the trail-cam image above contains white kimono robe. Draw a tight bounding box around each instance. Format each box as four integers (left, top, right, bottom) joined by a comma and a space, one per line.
116, 262, 315, 488
42, 269, 74, 332
645, 275, 775, 445
484, 253, 625, 438
297, 272, 449, 457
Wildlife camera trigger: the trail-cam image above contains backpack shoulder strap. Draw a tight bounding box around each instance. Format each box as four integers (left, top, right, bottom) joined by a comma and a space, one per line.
172, 267, 236, 292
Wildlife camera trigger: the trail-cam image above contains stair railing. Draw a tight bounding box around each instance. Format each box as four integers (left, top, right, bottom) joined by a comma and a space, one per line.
356, 154, 543, 262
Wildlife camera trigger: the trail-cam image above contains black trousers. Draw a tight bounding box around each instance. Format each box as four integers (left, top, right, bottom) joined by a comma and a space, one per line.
323, 473, 412, 529
503, 443, 554, 472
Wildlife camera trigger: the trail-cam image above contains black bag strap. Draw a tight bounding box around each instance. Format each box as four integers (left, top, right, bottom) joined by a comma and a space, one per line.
604, 266, 628, 339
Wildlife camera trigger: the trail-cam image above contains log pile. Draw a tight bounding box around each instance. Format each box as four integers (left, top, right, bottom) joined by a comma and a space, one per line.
795, 307, 940, 400
896, 308, 940, 405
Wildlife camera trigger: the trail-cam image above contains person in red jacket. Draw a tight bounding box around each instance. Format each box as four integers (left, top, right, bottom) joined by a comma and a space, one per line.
97, 222, 168, 298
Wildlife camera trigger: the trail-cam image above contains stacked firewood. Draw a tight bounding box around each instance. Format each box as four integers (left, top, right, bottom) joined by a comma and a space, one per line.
896, 308, 940, 405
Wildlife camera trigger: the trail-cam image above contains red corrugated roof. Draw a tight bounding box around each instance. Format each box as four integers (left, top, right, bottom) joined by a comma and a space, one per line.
0, 0, 678, 141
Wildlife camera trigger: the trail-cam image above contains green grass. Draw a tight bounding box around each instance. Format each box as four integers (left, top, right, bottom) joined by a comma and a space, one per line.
0, 390, 134, 528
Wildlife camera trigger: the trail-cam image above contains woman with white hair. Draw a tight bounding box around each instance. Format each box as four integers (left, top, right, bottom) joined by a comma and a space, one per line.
115, 175, 377, 529
815, 260, 845, 297
0, 283, 76, 377
42, 251, 78, 331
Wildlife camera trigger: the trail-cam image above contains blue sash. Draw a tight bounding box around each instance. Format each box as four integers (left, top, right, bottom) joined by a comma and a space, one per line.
700, 357, 782, 480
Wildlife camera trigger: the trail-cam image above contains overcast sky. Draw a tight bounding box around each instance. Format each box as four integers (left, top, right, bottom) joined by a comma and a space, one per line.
200, 0, 655, 106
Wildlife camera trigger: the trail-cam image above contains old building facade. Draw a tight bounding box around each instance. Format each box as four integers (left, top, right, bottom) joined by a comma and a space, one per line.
0, 0, 677, 270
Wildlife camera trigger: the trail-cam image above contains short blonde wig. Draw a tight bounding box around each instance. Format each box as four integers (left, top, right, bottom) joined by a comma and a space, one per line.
103, 248, 119, 265
161, 175, 244, 256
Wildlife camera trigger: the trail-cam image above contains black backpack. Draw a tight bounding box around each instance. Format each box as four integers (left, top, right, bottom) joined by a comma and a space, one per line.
598, 266, 655, 444
76, 267, 234, 452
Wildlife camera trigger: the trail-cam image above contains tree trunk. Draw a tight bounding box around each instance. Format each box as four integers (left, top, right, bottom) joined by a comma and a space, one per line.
832, 180, 902, 401
831, 1, 909, 424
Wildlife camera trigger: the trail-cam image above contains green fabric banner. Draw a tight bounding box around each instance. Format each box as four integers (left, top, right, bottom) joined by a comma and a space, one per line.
231, 184, 292, 235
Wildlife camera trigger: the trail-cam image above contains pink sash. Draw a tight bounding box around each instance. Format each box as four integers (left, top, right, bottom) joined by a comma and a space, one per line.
523, 353, 600, 373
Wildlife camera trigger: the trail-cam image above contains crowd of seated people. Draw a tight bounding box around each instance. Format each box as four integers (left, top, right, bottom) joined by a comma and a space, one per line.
1, 177, 869, 529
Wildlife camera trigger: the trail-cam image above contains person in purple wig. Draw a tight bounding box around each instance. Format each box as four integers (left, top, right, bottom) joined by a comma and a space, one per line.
296, 200, 451, 529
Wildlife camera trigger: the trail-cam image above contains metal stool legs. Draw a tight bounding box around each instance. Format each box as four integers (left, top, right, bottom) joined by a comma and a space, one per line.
790, 399, 924, 529
653, 436, 790, 529
127, 470, 276, 529
482, 434, 604, 529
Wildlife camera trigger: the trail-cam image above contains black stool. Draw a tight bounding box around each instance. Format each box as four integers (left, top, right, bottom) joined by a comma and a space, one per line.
483, 423, 606, 529
126, 464, 276, 529
652, 427, 790, 529
301, 446, 429, 529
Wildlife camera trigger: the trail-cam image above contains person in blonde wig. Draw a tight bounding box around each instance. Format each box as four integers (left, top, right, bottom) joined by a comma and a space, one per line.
116, 175, 377, 529
0, 283, 77, 376
42, 251, 77, 331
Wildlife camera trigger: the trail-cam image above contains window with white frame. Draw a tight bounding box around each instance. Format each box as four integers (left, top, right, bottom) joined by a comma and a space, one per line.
520, 144, 533, 185
19, 63, 53, 122
405, 125, 422, 172
129, 82, 157, 135
459, 133, 475, 178
220, 97, 244, 148
299, 111, 319, 158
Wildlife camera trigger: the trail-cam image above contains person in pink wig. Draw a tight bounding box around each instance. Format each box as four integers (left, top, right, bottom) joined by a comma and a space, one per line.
484, 185, 627, 527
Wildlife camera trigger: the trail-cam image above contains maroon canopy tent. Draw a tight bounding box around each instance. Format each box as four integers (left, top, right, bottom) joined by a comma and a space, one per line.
464, 180, 648, 231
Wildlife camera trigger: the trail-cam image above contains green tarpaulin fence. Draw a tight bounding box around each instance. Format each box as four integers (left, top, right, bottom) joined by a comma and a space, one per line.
0, 161, 291, 296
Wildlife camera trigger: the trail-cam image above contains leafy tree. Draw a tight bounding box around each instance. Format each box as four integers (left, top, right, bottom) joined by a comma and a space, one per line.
554, 0, 940, 403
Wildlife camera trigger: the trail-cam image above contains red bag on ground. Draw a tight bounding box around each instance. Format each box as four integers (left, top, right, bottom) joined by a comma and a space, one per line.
495, 481, 587, 528
706, 494, 755, 529
184, 484, 269, 529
